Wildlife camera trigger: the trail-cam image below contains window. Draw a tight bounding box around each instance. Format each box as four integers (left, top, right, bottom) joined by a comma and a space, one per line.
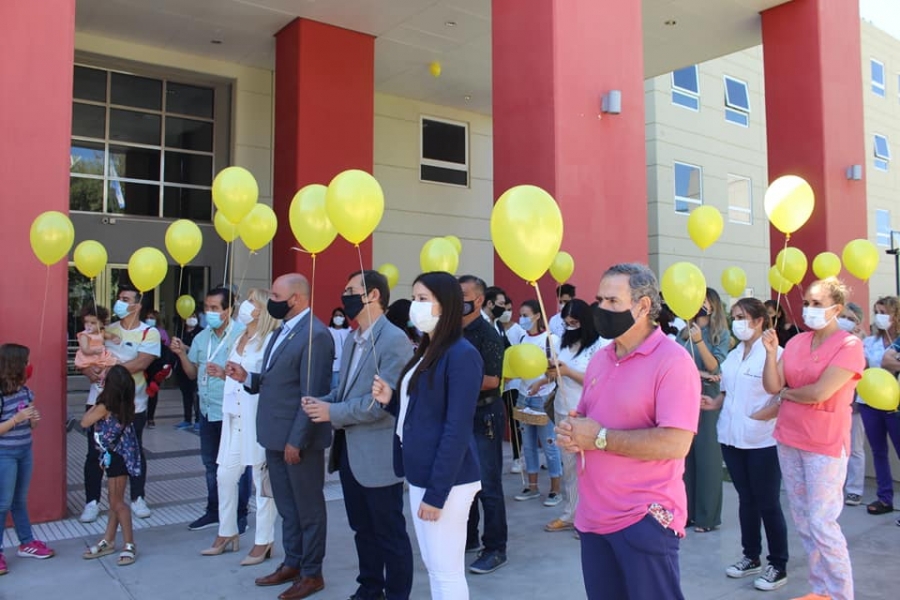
673, 162, 703, 214
724, 76, 750, 126
876, 209, 892, 248
872, 59, 885, 96
420, 116, 468, 187
727, 175, 752, 224
70, 64, 224, 219
874, 134, 891, 171
671, 65, 700, 110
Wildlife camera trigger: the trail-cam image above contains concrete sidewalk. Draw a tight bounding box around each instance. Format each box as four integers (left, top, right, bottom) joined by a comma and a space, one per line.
3, 389, 899, 599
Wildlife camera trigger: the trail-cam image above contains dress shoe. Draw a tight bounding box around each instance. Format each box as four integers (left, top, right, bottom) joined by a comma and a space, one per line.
278, 575, 325, 599
348, 593, 385, 600
200, 535, 239, 556
240, 543, 274, 566
255, 564, 299, 587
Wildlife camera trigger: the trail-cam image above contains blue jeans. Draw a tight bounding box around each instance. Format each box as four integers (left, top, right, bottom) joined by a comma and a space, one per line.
467, 399, 508, 553
518, 394, 562, 478
0, 444, 35, 547
199, 414, 250, 517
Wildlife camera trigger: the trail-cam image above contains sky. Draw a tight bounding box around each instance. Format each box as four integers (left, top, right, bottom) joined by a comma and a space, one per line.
861, 0, 900, 40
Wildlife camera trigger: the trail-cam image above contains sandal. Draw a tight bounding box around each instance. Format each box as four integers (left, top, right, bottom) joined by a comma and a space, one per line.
694, 526, 717, 533
83, 539, 115, 560
117, 543, 136, 567
867, 500, 894, 515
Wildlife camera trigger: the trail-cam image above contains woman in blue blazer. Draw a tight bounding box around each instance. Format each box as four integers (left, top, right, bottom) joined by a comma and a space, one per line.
373, 271, 483, 600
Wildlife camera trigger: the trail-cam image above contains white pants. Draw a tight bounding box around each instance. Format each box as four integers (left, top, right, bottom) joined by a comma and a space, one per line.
217, 419, 277, 544
409, 481, 480, 600
844, 410, 865, 496
556, 408, 580, 523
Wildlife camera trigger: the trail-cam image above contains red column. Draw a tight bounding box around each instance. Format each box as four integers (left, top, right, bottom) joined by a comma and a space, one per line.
273, 19, 374, 318
492, 0, 647, 307
0, 0, 75, 522
762, 0, 868, 315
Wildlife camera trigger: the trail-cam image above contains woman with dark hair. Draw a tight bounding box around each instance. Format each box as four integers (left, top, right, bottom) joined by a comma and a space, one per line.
372, 271, 482, 600
703, 298, 789, 591
541, 299, 610, 532
386, 299, 421, 347
328, 307, 352, 391
765, 300, 801, 348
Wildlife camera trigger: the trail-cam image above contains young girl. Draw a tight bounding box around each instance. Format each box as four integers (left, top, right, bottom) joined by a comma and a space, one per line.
81, 365, 142, 566
74, 305, 120, 388
0, 343, 54, 576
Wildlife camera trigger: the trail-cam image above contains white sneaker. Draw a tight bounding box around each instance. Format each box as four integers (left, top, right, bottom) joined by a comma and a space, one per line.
131, 497, 152, 519
510, 458, 523, 474
79, 500, 99, 523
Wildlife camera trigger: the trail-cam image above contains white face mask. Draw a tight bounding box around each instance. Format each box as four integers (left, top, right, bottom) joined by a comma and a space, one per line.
874, 314, 892, 331
802, 306, 835, 331
186, 317, 198, 327
731, 319, 755, 341
499, 310, 512, 324
333, 316, 345, 327
237, 300, 256, 326
837, 317, 856, 332
409, 301, 440, 334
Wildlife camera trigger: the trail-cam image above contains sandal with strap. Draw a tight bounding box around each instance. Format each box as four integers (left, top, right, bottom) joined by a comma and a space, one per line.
83, 539, 115, 560
117, 543, 136, 567
867, 500, 893, 515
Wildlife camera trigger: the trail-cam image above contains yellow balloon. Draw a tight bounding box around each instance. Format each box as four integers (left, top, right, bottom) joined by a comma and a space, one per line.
325, 169, 385, 245
73, 240, 108, 279
842, 239, 879, 282
491, 185, 563, 283
550, 251, 575, 284
420, 237, 459, 274
775, 247, 808, 285
214, 212, 239, 243
165, 219, 203, 266
128, 247, 168, 292
720, 266, 747, 298
509, 344, 549, 380
812, 252, 841, 279
660, 262, 707, 321
444, 235, 462, 254
502, 347, 518, 380
290, 184, 337, 255
857, 368, 900, 411
30, 211, 74, 266
687, 206, 724, 250
764, 175, 815, 234
238, 204, 278, 251
768, 265, 793, 294
429, 61, 442, 78
377, 263, 400, 290
176, 295, 196, 320
213, 167, 259, 224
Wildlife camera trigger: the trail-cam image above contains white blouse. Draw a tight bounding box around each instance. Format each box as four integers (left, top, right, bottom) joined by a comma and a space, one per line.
554, 337, 610, 414
717, 337, 783, 449
222, 332, 269, 416
396, 358, 422, 444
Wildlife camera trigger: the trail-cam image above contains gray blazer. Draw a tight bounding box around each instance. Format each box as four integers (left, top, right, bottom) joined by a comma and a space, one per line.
248, 311, 334, 452
321, 316, 413, 488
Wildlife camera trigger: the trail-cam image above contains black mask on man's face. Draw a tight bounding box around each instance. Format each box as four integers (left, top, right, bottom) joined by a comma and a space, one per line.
491, 304, 506, 319
592, 305, 636, 339
267, 298, 291, 320
341, 294, 366, 320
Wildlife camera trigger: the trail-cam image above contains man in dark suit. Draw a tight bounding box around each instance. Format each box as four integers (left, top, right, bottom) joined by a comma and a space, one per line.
226, 273, 334, 600
303, 270, 414, 600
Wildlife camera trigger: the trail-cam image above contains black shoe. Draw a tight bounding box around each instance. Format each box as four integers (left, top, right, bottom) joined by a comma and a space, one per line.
725, 556, 761, 578
348, 594, 385, 600
188, 512, 219, 531
469, 550, 508, 574
753, 565, 787, 591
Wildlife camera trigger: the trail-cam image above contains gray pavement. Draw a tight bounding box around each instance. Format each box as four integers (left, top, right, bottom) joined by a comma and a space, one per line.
2, 388, 899, 599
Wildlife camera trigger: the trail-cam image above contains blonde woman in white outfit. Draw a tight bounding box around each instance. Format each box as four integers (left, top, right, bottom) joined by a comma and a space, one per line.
202, 288, 280, 565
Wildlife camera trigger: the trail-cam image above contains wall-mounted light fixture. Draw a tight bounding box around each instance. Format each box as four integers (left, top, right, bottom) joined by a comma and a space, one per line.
845, 165, 862, 180
601, 90, 622, 114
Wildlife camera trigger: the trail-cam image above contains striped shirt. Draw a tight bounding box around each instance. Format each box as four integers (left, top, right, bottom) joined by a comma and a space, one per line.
0, 386, 34, 448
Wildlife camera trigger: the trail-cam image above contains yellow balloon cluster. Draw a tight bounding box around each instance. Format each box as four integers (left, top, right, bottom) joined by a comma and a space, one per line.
813, 252, 841, 279
420, 237, 459, 274
550, 252, 575, 285
239, 204, 278, 251
768, 265, 793, 294
73, 240, 108, 279
165, 219, 203, 266
30, 211, 74, 266
213, 167, 259, 224
764, 175, 815, 234
687, 206, 724, 250
842, 239, 879, 282
326, 169, 384, 245
377, 263, 400, 289
857, 368, 900, 411
508, 344, 548, 380
720, 266, 747, 298
661, 262, 707, 320
176, 295, 196, 320
491, 185, 563, 283
214, 211, 239, 242
290, 184, 337, 255
775, 247, 807, 285
128, 247, 168, 292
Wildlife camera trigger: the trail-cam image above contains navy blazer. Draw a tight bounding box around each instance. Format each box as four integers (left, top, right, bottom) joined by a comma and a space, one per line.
387, 336, 482, 509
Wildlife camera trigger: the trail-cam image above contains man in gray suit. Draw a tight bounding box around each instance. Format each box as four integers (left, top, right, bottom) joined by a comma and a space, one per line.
226, 273, 333, 600
303, 270, 414, 600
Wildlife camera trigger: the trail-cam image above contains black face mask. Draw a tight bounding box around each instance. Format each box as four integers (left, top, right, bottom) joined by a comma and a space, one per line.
695, 306, 709, 319
592, 305, 635, 340
267, 298, 291, 320
490, 304, 506, 319
462, 300, 476, 317
341, 294, 366, 320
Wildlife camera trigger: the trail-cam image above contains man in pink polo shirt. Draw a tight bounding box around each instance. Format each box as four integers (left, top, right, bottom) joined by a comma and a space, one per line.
556, 263, 701, 600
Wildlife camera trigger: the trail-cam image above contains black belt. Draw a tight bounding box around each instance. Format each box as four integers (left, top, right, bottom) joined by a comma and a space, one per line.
476, 395, 499, 407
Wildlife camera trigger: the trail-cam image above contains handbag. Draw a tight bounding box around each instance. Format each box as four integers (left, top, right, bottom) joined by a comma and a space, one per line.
259, 463, 274, 498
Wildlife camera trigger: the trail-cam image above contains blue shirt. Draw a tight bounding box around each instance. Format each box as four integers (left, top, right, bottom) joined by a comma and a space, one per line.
0, 387, 33, 449
188, 320, 244, 421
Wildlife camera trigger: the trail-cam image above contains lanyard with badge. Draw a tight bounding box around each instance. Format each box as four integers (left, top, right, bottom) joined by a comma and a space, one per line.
200, 323, 233, 389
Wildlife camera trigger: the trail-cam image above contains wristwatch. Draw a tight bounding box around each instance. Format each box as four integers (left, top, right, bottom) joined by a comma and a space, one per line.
594, 427, 608, 450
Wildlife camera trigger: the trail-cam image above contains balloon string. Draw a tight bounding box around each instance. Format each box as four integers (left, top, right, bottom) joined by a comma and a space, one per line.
775, 236, 790, 319
307, 253, 316, 392
236, 252, 252, 299
356, 243, 383, 410
223, 241, 231, 289
39, 265, 50, 349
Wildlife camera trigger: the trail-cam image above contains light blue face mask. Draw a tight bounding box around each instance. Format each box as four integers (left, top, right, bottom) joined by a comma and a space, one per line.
519, 316, 534, 331
145, 319, 157, 328
205, 311, 224, 330
113, 300, 131, 319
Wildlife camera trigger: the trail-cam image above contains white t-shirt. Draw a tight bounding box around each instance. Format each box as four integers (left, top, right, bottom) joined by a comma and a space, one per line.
102, 321, 161, 414
223, 331, 271, 416
549, 313, 566, 339
717, 337, 783, 449
554, 337, 611, 414
861, 335, 892, 405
